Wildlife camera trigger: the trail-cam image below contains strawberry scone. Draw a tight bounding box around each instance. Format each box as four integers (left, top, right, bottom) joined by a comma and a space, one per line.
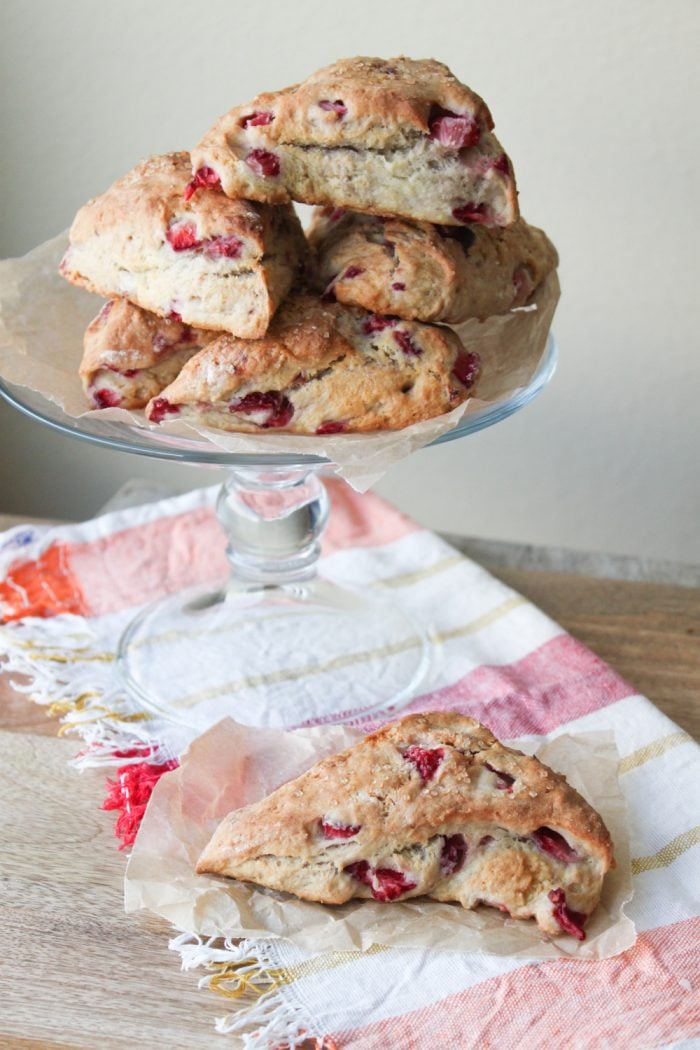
309, 210, 559, 324
80, 299, 217, 410
197, 712, 614, 941
190, 56, 519, 227
145, 294, 480, 434
60, 152, 307, 339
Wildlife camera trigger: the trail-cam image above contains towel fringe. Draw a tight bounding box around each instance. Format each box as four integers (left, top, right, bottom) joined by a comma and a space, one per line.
170, 933, 323, 1048
0, 618, 171, 766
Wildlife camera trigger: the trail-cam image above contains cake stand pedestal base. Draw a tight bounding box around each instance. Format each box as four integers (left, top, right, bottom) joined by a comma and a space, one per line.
117, 466, 431, 729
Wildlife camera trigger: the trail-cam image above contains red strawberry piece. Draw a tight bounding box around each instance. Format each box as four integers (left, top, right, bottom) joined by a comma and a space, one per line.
492, 153, 510, 175
184, 165, 221, 201
391, 282, 406, 291
93, 388, 122, 409
316, 421, 348, 435
240, 110, 275, 128
478, 835, 494, 848
548, 888, 587, 940
484, 762, 515, 792
344, 861, 417, 901
179, 325, 196, 344
319, 99, 347, 117
533, 827, 581, 863
404, 745, 444, 781
166, 222, 201, 252
204, 234, 244, 259
342, 265, 364, 279
167, 309, 182, 322
320, 819, 361, 839
440, 834, 467, 876
345, 860, 372, 885
122, 369, 139, 378
452, 203, 489, 225
245, 149, 280, 177
371, 868, 417, 901
148, 397, 180, 424
452, 350, 480, 389
393, 330, 422, 357
328, 208, 346, 223
429, 106, 481, 149
229, 390, 294, 428
362, 315, 398, 335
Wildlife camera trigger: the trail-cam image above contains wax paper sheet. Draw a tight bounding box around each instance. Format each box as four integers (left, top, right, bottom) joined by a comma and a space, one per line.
125, 717, 635, 960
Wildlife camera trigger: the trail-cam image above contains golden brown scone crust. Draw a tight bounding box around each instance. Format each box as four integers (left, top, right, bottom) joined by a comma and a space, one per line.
191, 57, 518, 226
196, 712, 614, 939
145, 294, 479, 434
60, 152, 307, 338
308, 210, 559, 324
80, 299, 218, 409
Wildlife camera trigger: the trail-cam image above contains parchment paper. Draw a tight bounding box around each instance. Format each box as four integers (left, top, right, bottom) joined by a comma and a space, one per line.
0, 234, 559, 490
125, 717, 635, 960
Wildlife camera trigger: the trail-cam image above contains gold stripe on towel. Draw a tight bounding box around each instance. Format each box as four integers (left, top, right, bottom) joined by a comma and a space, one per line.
620, 732, 692, 775
631, 826, 700, 875
177, 595, 526, 708
374, 555, 466, 590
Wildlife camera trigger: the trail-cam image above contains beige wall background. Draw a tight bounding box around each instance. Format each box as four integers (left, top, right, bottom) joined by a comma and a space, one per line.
1, 0, 698, 562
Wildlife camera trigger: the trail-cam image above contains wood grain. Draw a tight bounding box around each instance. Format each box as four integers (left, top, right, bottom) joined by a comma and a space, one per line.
492, 568, 700, 740
0, 673, 58, 736
0, 731, 229, 1050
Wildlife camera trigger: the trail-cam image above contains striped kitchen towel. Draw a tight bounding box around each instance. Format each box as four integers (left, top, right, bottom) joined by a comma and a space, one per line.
0, 480, 698, 1049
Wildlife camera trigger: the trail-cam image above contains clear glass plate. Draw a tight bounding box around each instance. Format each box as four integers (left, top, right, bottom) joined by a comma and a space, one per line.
0, 334, 557, 729
0, 333, 556, 466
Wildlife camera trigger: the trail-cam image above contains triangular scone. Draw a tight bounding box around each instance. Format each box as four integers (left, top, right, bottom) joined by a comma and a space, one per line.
196, 713, 614, 940
145, 294, 480, 434
81, 299, 217, 410
60, 152, 306, 339
190, 56, 518, 227
308, 210, 559, 324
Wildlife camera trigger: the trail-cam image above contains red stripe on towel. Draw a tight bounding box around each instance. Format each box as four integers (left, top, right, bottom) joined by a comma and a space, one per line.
341, 918, 700, 1050
404, 634, 635, 736
0, 481, 417, 622
0, 543, 89, 622
323, 479, 418, 555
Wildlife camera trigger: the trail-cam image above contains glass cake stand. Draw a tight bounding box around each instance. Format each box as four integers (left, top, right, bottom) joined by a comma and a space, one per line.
0, 334, 556, 730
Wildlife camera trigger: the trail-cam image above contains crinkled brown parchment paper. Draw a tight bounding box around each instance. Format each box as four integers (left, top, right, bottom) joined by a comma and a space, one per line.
125, 717, 634, 960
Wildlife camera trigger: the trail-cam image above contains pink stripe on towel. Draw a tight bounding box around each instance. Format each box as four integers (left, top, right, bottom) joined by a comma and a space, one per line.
404, 634, 635, 736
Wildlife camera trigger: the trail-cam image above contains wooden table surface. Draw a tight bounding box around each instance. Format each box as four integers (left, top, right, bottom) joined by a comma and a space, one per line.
1, 511, 698, 1048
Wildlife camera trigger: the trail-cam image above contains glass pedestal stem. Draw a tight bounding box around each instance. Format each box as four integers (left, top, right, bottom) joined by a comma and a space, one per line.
216, 466, 329, 587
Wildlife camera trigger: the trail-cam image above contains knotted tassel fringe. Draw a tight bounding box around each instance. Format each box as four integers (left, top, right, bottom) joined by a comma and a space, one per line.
0, 616, 172, 767
170, 933, 333, 1048
102, 752, 179, 849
